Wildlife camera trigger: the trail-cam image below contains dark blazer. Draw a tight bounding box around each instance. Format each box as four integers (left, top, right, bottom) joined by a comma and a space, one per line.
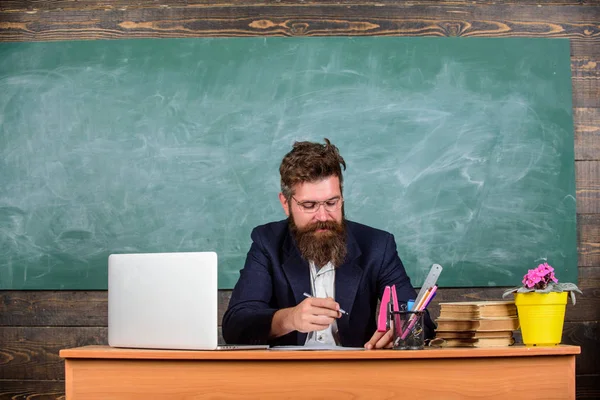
222, 219, 435, 347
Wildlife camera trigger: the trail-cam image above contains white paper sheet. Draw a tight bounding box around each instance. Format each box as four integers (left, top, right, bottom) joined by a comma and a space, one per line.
269, 345, 365, 351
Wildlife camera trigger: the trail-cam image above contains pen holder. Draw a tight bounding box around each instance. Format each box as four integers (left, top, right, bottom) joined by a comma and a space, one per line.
391, 310, 425, 350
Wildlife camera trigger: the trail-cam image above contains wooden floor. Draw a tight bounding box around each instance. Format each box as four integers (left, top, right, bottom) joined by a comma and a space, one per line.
1, 0, 599, 398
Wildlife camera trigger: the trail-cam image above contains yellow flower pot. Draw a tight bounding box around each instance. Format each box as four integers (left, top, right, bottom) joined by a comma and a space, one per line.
514, 292, 568, 346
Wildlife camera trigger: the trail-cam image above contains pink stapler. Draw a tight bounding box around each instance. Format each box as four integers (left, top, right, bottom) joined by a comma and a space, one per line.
377, 285, 399, 332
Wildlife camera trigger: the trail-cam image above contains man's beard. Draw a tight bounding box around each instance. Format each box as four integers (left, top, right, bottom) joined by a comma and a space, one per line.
289, 212, 347, 268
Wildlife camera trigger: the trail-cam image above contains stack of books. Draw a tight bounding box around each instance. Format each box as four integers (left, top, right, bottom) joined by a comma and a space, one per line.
435, 301, 519, 347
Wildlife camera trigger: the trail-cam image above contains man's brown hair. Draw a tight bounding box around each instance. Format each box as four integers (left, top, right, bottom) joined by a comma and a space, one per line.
279, 138, 346, 199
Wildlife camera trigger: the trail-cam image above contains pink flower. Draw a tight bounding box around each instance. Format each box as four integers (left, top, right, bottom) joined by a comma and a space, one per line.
522, 274, 539, 289
521, 262, 558, 290
526, 280, 536, 289
535, 269, 547, 278
530, 275, 542, 284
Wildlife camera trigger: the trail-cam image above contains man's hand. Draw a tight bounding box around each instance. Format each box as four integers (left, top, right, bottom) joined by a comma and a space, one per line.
364, 328, 394, 350
270, 297, 340, 338
290, 297, 341, 333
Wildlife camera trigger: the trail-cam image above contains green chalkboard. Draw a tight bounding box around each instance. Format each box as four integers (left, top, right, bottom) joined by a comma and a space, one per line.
0, 37, 576, 289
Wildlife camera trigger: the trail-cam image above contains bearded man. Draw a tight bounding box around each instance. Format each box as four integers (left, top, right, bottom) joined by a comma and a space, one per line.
222, 139, 435, 349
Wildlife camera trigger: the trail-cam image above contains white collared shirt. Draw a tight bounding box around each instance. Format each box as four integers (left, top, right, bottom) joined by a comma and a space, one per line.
305, 261, 339, 346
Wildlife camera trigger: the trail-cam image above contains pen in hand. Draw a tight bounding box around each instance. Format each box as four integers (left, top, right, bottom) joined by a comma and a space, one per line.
302, 292, 349, 316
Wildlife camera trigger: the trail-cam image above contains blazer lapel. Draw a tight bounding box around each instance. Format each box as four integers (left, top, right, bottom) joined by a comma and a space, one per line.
281, 231, 311, 307
335, 228, 363, 341
281, 230, 311, 345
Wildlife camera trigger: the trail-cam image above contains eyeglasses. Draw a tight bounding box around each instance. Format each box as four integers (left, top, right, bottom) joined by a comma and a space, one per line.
291, 196, 343, 213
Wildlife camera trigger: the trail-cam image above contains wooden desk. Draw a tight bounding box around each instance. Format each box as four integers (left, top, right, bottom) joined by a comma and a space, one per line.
60, 345, 580, 399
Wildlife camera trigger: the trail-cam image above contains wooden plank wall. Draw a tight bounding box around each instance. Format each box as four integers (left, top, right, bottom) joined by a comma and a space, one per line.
0, 1, 599, 398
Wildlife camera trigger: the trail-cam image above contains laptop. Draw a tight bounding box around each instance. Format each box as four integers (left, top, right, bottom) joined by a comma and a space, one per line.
108, 251, 268, 351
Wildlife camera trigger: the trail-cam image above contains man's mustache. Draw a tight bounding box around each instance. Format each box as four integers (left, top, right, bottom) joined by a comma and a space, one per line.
300, 220, 342, 233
